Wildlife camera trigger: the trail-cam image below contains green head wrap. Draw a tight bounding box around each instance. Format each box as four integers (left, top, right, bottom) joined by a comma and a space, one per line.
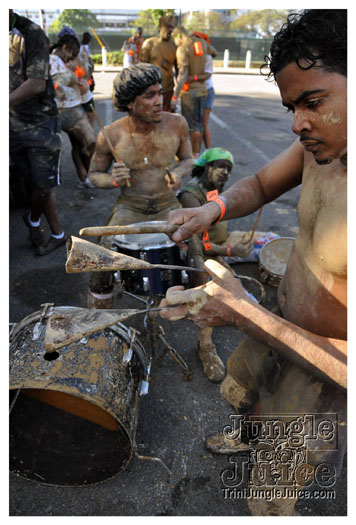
194, 148, 234, 167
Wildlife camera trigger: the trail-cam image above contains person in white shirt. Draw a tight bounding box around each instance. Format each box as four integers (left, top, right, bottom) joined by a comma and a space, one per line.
50, 32, 96, 187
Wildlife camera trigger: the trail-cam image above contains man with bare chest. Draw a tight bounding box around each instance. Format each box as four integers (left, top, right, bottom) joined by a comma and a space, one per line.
87, 63, 193, 308
159, 10, 347, 516
140, 16, 176, 111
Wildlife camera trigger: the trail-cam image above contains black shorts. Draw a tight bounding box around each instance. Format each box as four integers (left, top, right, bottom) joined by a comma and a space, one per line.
9, 117, 61, 190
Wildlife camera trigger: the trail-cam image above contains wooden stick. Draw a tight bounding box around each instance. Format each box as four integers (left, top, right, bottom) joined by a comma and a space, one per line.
79, 223, 180, 237
242, 206, 263, 244
90, 103, 130, 187
165, 168, 174, 185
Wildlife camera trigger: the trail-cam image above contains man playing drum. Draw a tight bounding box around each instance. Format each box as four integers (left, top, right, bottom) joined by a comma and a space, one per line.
87, 63, 193, 309
160, 9, 347, 516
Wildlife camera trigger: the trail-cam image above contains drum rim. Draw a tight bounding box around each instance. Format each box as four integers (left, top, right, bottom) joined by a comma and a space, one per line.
258, 236, 295, 278
113, 221, 176, 250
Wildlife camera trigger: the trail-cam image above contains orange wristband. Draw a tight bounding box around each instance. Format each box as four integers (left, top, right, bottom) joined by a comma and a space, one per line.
206, 190, 227, 224
226, 244, 231, 257
194, 74, 198, 81
202, 230, 212, 251
113, 179, 119, 187
172, 95, 177, 101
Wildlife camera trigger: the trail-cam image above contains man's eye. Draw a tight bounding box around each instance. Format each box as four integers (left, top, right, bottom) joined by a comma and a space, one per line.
305, 98, 322, 109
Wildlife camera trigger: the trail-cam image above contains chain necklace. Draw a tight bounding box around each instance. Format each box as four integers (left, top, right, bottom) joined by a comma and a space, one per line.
128, 117, 156, 166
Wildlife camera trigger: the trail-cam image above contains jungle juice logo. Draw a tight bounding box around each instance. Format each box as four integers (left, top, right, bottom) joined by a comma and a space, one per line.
220, 413, 338, 501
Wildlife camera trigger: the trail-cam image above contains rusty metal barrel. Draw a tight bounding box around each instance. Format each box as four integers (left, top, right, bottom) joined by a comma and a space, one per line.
9, 306, 149, 486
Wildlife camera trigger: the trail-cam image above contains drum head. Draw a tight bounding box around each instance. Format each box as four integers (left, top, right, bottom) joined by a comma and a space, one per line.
114, 221, 175, 251
259, 237, 295, 278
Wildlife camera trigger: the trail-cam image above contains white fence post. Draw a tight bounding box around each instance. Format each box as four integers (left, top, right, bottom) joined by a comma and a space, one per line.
245, 50, 252, 69
102, 47, 107, 68
223, 49, 230, 69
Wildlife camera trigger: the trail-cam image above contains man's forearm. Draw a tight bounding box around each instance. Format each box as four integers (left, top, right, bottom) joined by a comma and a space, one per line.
172, 157, 194, 179
228, 297, 347, 389
88, 171, 116, 189
10, 77, 46, 108
221, 174, 267, 221
173, 67, 188, 100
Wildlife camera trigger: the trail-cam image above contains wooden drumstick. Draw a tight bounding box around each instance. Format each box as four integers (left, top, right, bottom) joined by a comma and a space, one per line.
165, 168, 175, 185
79, 223, 180, 237
242, 206, 263, 244
90, 103, 130, 187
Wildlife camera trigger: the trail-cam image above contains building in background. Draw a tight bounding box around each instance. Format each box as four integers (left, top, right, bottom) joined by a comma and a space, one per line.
13, 9, 61, 33
91, 9, 140, 31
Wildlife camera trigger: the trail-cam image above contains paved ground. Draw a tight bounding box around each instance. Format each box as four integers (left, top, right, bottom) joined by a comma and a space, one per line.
9, 72, 346, 516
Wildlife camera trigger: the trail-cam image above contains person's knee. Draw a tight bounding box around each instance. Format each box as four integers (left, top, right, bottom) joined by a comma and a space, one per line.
32, 186, 52, 199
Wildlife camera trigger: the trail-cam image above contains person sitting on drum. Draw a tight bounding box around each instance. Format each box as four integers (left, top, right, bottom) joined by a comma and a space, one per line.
176, 147, 276, 382
87, 63, 194, 309
159, 9, 347, 517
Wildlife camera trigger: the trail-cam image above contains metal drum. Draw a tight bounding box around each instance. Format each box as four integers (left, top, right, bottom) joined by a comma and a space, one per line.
258, 237, 295, 287
9, 306, 149, 486
113, 221, 190, 296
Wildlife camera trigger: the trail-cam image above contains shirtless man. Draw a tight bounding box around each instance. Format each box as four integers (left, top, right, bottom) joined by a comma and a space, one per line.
160, 9, 347, 516
87, 63, 193, 308
140, 16, 176, 111
171, 26, 217, 157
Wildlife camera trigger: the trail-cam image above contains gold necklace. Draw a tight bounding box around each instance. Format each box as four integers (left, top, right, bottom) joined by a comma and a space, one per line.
128, 117, 155, 165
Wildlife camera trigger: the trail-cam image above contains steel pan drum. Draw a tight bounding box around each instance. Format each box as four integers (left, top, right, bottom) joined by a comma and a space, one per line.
9, 306, 148, 486
113, 221, 190, 296
258, 237, 295, 287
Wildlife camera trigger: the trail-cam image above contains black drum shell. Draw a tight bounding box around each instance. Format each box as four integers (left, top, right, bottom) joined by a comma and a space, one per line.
9, 307, 143, 486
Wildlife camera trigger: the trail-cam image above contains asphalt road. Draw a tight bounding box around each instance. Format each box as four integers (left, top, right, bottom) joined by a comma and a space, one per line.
9, 72, 346, 516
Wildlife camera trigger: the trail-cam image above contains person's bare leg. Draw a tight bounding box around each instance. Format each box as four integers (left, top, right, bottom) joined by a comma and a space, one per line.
31, 187, 62, 235
190, 131, 203, 157
202, 108, 212, 149
198, 326, 225, 382
70, 135, 88, 182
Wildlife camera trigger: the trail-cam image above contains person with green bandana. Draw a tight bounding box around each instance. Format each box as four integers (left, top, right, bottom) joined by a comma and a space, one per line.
177, 148, 275, 263
177, 147, 274, 383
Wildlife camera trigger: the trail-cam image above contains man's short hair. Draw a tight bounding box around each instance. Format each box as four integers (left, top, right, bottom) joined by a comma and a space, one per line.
112, 63, 162, 112
159, 15, 174, 28
172, 26, 188, 39
264, 9, 347, 80
82, 32, 92, 44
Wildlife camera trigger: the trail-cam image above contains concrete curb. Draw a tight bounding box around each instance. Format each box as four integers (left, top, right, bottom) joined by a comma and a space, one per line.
94, 65, 261, 76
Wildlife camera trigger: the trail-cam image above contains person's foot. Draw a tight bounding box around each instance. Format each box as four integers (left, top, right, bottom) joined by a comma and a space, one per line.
205, 433, 250, 454
37, 234, 68, 255
197, 342, 225, 382
82, 176, 95, 189
23, 213, 45, 248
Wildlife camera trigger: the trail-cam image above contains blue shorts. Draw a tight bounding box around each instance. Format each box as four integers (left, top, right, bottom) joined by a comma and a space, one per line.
204, 87, 215, 109
181, 92, 207, 132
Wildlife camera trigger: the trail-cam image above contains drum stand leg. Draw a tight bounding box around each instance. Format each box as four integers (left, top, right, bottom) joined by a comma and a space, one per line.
157, 325, 192, 381
144, 296, 192, 381
123, 292, 192, 380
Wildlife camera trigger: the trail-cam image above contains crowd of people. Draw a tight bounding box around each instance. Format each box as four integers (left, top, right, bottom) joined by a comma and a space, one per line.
9, 9, 347, 517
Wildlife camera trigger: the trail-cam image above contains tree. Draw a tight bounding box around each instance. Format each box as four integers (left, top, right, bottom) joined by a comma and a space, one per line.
230, 9, 291, 37
131, 9, 176, 35
49, 9, 100, 35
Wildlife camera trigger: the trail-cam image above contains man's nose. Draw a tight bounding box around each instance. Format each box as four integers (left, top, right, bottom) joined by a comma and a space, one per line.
292, 109, 312, 135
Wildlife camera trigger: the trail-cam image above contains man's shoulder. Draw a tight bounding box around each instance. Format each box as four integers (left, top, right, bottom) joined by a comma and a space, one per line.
107, 115, 128, 131
162, 112, 188, 128
142, 36, 159, 48
15, 14, 48, 43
